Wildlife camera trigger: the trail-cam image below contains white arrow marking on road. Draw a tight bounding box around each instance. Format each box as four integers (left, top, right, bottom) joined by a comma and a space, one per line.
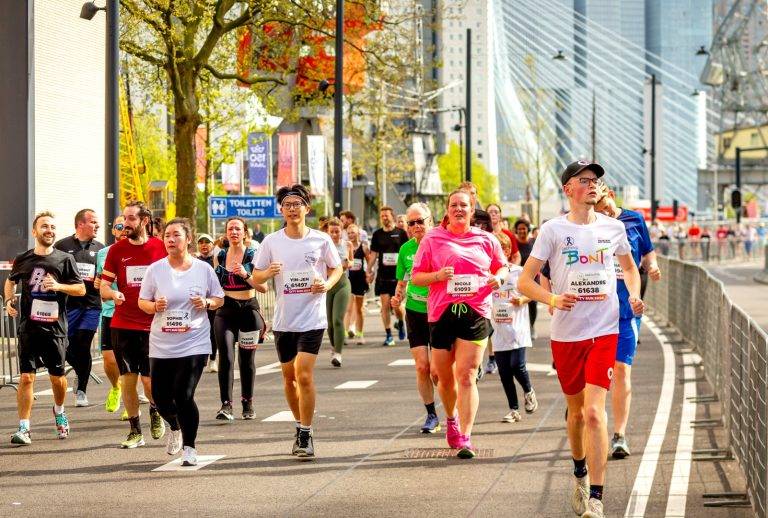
152, 455, 225, 472
388, 359, 416, 366
262, 411, 296, 422
335, 380, 378, 389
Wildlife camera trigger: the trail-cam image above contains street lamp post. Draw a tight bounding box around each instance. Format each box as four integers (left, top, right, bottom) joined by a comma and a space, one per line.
80, 0, 120, 231
333, 0, 344, 216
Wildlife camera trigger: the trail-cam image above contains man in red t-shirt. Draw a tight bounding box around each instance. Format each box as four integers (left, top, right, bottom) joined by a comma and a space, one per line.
100, 201, 166, 449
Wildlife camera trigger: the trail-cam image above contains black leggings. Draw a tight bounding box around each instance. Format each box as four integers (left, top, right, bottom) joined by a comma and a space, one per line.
496, 349, 532, 411
207, 310, 217, 361
527, 300, 537, 329
214, 297, 265, 404
66, 329, 96, 392
150, 354, 207, 448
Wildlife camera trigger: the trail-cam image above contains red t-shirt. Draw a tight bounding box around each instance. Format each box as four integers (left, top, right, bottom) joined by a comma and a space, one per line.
688, 226, 701, 239
102, 237, 167, 331
500, 229, 520, 256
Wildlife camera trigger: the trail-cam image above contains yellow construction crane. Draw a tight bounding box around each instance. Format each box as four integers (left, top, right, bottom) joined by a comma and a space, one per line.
119, 76, 145, 207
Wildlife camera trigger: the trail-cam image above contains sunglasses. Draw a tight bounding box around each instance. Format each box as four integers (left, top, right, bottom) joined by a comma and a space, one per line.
407, 218, 428, 227
114, 224, 124, 231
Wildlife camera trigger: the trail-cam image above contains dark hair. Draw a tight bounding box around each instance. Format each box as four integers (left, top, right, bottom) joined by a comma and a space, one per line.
514, 219, 531, 232
32, 211, 55, 229
379, 206, 394, 214
74, 208, 96, 227
225, 217, 248, 232
276, 184, 311, 206
163, 217, 194, 241
125, 201, 153, 235
152, 217, 165, 236
339, 210, 356, 223
485, 203, 501, 215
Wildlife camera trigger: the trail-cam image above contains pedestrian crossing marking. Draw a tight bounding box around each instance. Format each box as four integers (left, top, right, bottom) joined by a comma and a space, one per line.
152, 455, 225, 472
389, 359, 416, 366
335, 380, 378, 389
262, 410, 296, 422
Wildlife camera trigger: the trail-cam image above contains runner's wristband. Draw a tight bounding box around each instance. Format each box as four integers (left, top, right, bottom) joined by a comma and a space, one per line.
550, 294, 556, 308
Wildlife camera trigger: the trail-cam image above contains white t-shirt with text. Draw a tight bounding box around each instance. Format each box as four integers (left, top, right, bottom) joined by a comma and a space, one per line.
530, 213, 631, 342
253, 228, 342, 332
490, 265, 532, 351
139, 258, 224, 359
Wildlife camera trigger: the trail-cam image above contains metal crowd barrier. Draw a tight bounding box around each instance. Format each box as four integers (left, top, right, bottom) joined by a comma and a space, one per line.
0, 296, 20, 392
654, 238, 765, 263
645, 256, 768, 516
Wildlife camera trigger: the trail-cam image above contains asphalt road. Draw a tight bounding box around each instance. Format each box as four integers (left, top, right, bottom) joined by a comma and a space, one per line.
0, 307, 751, 517
706, 261, 768, 332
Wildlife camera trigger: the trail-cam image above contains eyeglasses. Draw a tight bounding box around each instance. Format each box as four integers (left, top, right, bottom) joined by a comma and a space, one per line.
407, 218, 428, 227
282, 201, 306, 210
114, 224, 124, 231
574, 177, 601, 187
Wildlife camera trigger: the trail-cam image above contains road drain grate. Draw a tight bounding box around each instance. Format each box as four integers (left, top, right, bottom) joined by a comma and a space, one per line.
404, 448, 495, 459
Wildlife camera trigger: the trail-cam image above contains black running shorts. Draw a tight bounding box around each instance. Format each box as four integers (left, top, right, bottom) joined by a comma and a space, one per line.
18, 331, 68, 376
406, 308, 430, 348
273, 329, 325, 363
111, 328, 150, 376
429, 304, 492, 351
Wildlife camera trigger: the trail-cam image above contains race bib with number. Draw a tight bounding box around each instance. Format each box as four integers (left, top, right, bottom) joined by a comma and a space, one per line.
30, 299, 58, 322
76, 262, 96, 282
161, 309, 191, 333
238, 330, 260, 349
567, 270, 609, 301
491, 293, 514, 323
126, 265, 148, 287
284, 270, 314, 294
382, 253, 398, 266
613, 259, 624, 280
350, 258, 363, 271
448, 274, 479, 296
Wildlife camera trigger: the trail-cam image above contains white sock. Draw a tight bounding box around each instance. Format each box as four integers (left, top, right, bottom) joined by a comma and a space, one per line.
54, 404, 64, 414
20, 419, 30, 430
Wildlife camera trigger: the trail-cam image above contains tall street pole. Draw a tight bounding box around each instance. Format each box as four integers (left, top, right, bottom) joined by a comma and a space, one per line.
650, 74, 657, 221
465, 28, 472, 183
333, 0, 344, 216
106, 0, 120, 228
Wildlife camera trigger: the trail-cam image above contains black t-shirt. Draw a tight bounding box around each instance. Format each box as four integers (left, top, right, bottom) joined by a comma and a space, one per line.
370, 227, 408, 281
516, 237, 535, 266
54, 235, 105, 310
9, 249, 83, 337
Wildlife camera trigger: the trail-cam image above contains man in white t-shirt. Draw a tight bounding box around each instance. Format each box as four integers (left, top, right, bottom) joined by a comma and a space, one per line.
252, 184, 343, 460
518, 161, 644, 518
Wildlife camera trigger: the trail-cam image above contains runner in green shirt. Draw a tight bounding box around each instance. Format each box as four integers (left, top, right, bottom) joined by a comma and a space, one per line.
391, 203, 440, 433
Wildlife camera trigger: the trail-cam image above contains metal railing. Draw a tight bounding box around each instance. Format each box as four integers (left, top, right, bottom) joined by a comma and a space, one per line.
0, 296, 20, 391
654, 238, 765, 263
645, 256, 768, 516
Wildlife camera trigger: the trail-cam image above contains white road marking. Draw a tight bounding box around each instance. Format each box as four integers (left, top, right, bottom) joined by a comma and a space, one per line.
388, 359, 416, 366
526, 362, 554, 374
624, 318, 676, 518
262, 411, 296, 422
152, 455, 225, 472
335, 380, 378, 389
256, 362, 282, 375
665, 352, 697, 517
34, 387, 73, 397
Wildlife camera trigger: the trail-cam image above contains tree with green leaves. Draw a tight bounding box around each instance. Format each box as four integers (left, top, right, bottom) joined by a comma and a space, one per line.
437, 142, 499, 206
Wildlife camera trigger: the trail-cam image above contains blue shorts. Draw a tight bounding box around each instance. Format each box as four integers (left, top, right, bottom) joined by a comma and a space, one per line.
67, 307, 102, 335
616, 317, 641, 365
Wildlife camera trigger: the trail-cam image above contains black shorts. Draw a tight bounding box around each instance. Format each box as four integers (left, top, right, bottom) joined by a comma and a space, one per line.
374, 278, 397, 297
273, 329, 325, 363
100, 316, 113, 351
18, 332, 68, 376
429, 304, 492, 351
111, 328, 150, 376
349, 274, 369, 296
406, 309, 430, 348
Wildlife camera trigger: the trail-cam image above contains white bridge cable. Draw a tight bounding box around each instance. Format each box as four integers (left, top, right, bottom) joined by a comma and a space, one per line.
508, 2, 715, 148
496, 20, 695, 200
498, 20, 696, 197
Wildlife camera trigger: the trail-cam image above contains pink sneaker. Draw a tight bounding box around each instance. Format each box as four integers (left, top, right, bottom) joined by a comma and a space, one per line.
456, 434, 476, 459
446, 415, 461, 448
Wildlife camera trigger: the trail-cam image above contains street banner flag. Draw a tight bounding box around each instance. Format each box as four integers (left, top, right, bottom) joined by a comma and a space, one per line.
221, 162, 240, 192
307, 135, 326, 195
248, 132, 270, 194
277, 132, 300, 187
195, 126, 207, 185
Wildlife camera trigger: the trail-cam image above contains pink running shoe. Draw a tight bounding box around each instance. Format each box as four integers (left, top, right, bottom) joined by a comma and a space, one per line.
456, 434, 476, 459
446, 415, 461, 448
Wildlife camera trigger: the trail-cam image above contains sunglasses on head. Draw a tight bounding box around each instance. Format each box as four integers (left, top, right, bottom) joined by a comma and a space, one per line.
114, 224, 124, 231
407, 218, 427, 227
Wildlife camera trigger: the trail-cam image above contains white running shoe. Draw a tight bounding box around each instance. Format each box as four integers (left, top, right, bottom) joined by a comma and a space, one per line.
581, 497, 604, 518
331, 352, 342, 367
138, 394, 150, 404
75, 390, 90, 407
571, 475, 590, 516
181, 446, 197, 466
502, 410, 521, 423
524, 390, 538, 413
207, 359, 218, 373
166, 429, 182, 455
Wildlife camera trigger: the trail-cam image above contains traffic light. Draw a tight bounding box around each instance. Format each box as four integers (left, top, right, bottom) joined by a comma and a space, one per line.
731, 189, 742, 209
672, 199, 679, 218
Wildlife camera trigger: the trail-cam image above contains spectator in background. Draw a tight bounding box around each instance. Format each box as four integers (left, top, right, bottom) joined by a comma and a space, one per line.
396, 214, 408, 233
152, 217, 165, 238
253, 223, 265, 243
486, 203, 521, 265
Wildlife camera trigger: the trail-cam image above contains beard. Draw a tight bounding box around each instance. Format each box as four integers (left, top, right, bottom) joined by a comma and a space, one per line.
124, 226, 142, 240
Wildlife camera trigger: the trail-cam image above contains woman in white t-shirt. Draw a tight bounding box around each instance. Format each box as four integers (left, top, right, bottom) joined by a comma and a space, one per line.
139, 218, 224, 467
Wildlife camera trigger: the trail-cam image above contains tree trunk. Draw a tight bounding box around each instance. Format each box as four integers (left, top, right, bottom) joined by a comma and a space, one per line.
173, 69, 201, 220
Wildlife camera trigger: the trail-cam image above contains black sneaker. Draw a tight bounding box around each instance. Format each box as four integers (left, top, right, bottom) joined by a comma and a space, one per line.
216, 402, 234, 421
242, 399, 255, 420
291, 427, 301, 455
295, 430, 315, 460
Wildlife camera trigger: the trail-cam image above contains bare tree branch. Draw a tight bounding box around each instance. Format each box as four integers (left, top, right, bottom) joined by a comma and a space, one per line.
121, 40, 168, 67
203, 63, 286, 85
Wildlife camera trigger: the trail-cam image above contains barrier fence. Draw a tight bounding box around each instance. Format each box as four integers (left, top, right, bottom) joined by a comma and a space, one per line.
654, 238, 765, 263
645, 256, 768, 516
